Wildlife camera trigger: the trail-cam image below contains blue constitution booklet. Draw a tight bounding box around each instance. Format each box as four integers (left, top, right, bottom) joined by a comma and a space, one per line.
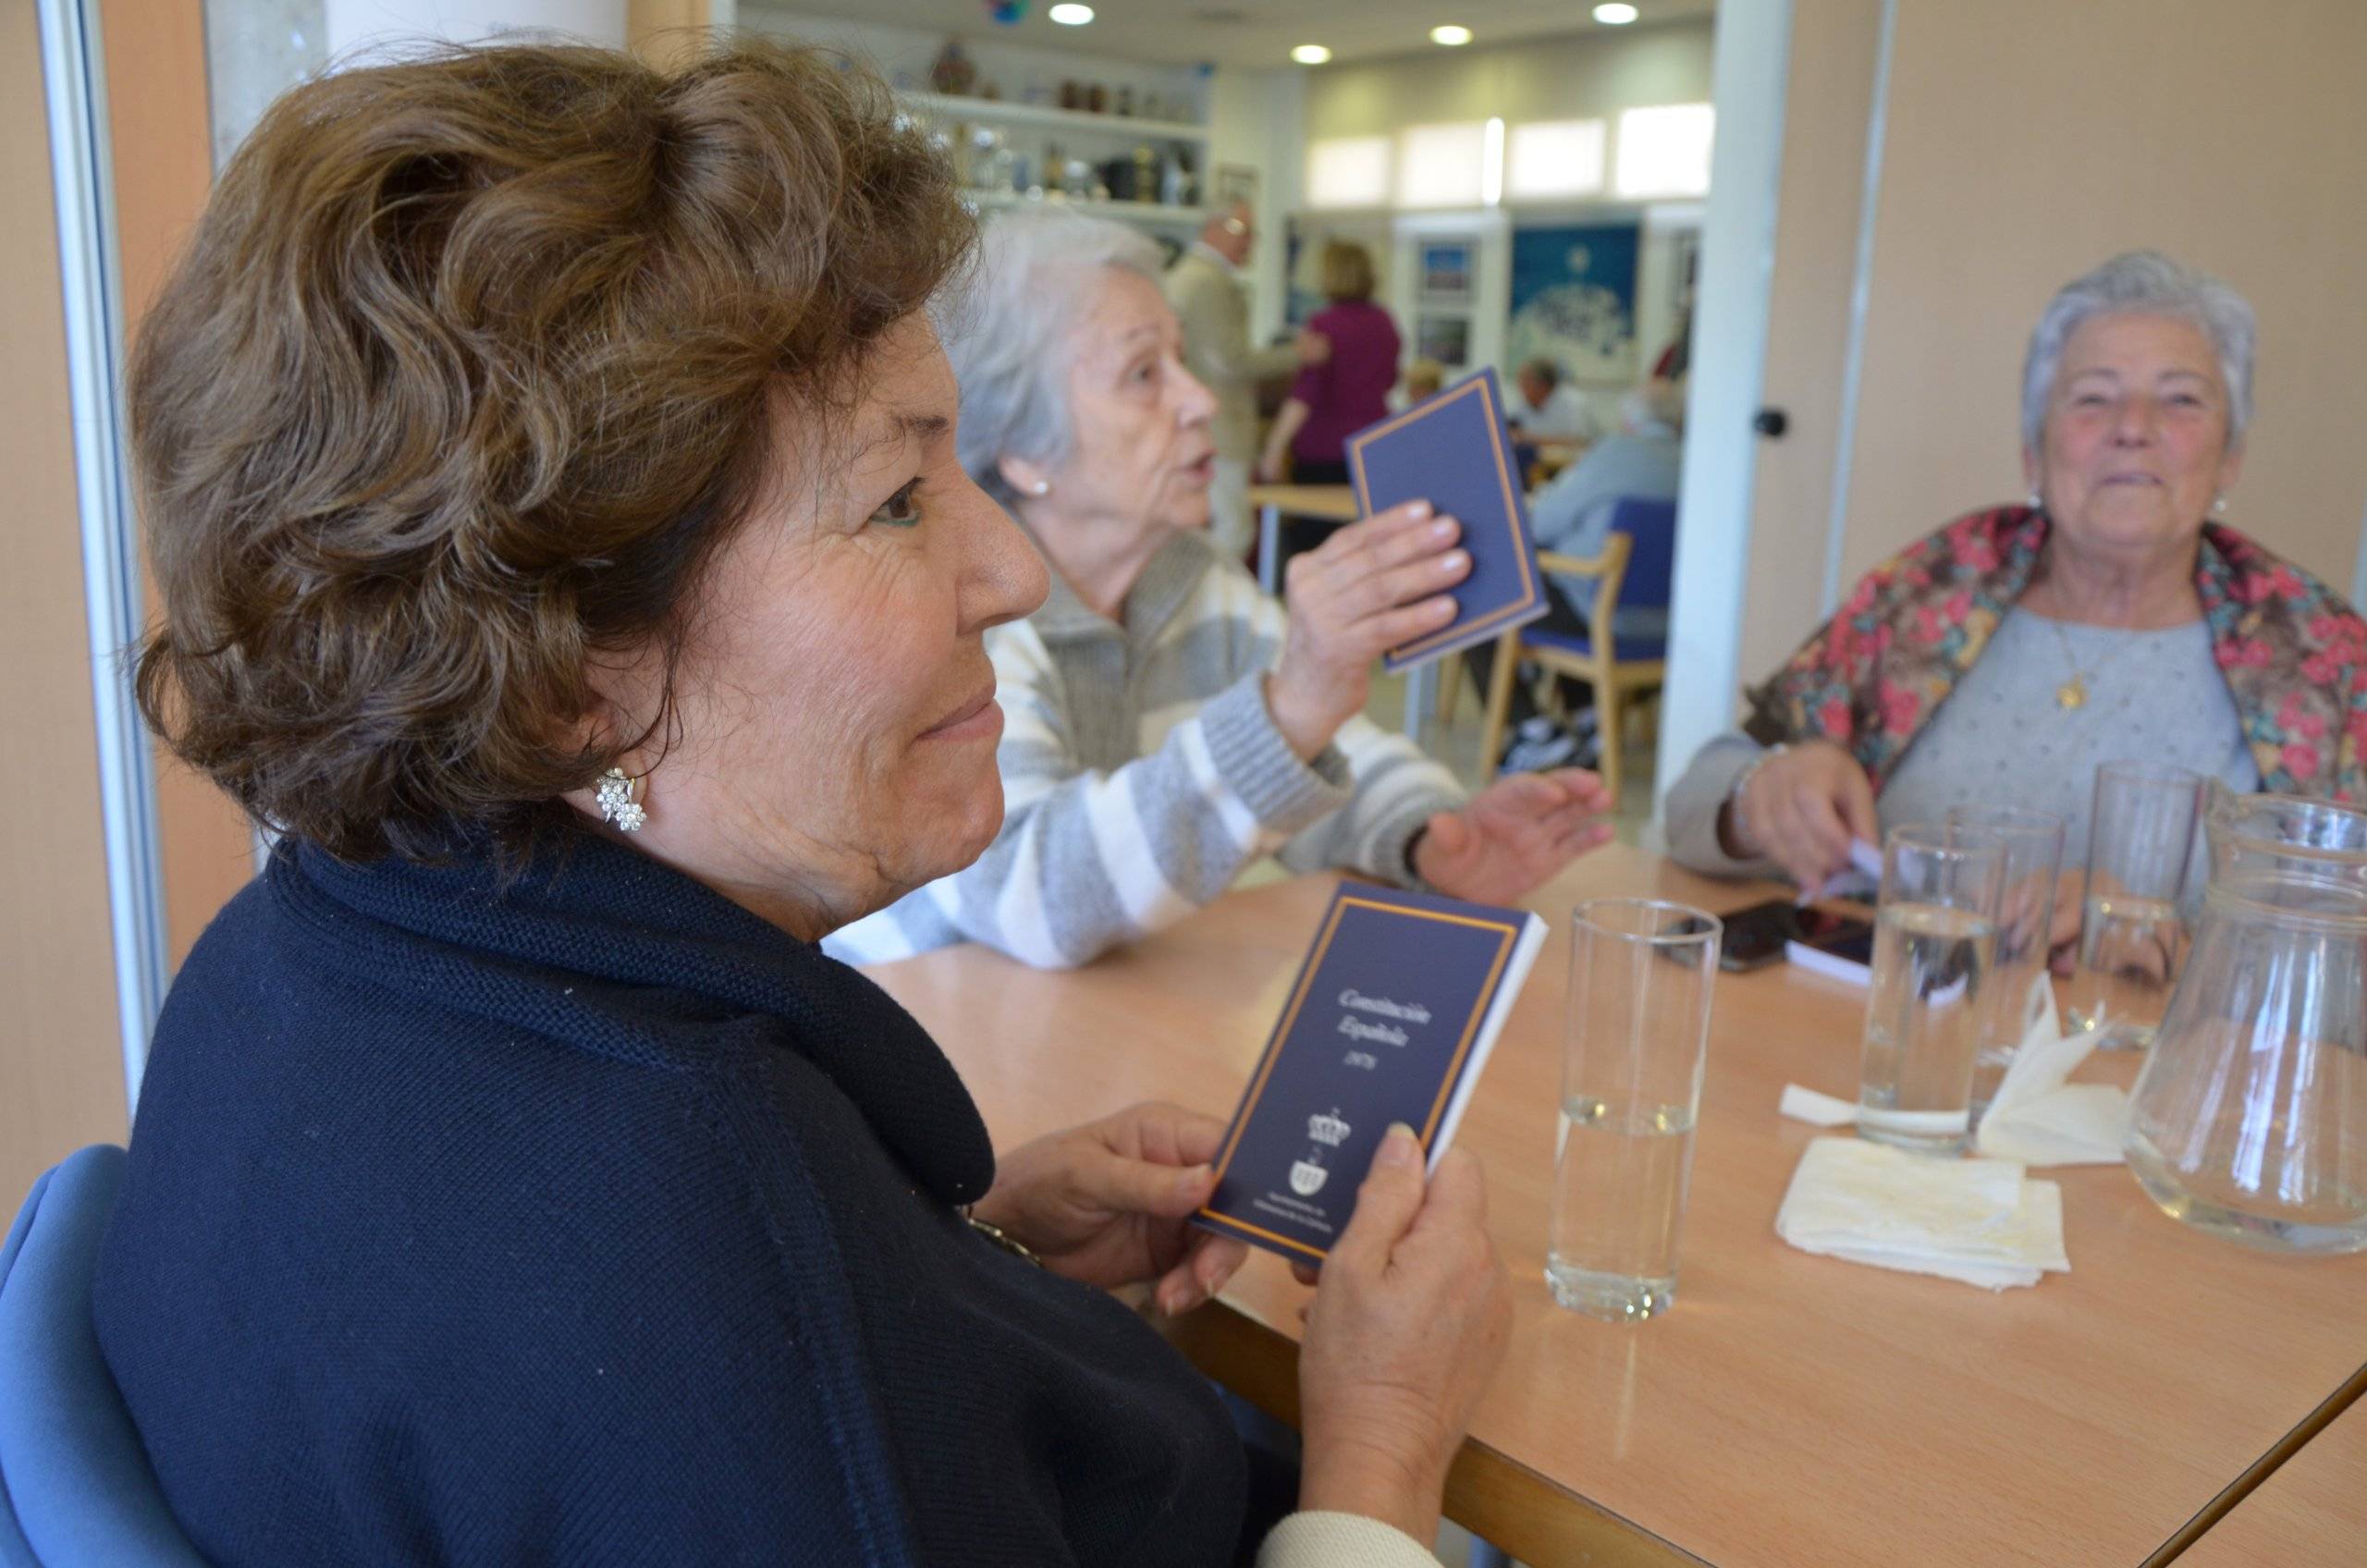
1194, 881, 1548, 1263
1345, 366, 1551, 674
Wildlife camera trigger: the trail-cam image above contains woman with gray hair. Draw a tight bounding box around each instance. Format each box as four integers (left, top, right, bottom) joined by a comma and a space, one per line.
1665, 250, 2365, 893
829, 212, 1613, 969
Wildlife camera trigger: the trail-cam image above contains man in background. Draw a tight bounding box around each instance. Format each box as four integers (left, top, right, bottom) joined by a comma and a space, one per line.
1165, 202, 1325, 559
1507, 357, 1603, 442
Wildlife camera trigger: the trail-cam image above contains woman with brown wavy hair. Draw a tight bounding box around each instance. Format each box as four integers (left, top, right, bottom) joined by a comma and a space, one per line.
90, 40, 1504, 1568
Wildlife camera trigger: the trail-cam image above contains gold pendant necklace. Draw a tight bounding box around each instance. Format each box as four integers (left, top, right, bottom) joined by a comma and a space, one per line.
2044, 614, 2123, 712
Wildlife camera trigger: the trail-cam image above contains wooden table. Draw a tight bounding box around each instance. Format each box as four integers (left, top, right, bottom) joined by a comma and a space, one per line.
867, 847, 2367, 1566
1527, 439, 1588, 484
2176, 1380, 2366, 1565
1245, 483, 1359, 597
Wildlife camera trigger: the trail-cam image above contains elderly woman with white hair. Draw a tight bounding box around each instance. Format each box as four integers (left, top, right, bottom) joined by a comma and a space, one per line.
829, 213, 1613, 969
1665, 251, 2366, 892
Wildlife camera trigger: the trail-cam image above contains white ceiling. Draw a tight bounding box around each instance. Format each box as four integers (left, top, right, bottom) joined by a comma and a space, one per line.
756, 0, 1718, 69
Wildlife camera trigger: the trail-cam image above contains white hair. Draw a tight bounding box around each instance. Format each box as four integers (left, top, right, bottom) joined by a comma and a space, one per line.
2020, 251, 2256, 454
936, 210, 1166, 500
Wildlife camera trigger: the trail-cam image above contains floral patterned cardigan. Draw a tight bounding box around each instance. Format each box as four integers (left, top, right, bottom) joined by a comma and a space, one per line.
1741, 505, 2367, 803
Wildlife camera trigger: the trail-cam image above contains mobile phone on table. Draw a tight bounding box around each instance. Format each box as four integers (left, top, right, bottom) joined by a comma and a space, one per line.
1785, 906, 1879, 985
1699, 898, 1798, 973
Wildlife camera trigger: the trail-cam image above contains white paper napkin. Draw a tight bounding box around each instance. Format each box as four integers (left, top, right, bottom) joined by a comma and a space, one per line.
1975, 977, 2129, 1167
1774, 1136, 2069, 1291
1776, 977, 2129, 1167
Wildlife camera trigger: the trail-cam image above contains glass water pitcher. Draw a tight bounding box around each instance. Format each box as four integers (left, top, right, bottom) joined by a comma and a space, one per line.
2202, 789, 2367, 889
2124, 870, 2367, 1254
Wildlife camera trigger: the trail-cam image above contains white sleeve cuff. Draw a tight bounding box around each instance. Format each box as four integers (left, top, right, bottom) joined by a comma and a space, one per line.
1257, 1512, 1441, 1568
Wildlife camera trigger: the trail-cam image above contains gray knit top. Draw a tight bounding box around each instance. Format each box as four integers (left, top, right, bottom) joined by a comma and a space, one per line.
1665, 608, 2261, 876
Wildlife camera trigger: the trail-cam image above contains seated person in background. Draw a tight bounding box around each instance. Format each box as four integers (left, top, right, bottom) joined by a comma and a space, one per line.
1506, 356, 1603, 442
1400, 355, 1447, 408
828, 213, 1613, 970
98, 43, 1506, 1567
1257, 240, 1402, 573
1664, 251, 2365, 896
1479, 380, 1686, 773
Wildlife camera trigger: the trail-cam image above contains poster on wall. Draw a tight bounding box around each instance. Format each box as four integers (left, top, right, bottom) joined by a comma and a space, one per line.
1418, 240, 1474, 304
1415, 313, 1471, 368
1507, 222, 1640, 385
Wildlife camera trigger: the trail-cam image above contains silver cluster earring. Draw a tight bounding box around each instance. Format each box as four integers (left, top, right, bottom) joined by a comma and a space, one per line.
595, 767, 647, 833
2025, 490, 2042, 510
2213, 494, 2229, 515
1030, 479, 1050, 496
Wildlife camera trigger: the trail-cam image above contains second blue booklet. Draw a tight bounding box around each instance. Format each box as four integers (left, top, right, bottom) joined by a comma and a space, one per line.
1194, 880, 1548, 1263
1345, 365, 1551, 673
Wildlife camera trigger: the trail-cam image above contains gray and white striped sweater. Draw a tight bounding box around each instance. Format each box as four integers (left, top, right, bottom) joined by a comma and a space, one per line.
826, 530, 1466, 970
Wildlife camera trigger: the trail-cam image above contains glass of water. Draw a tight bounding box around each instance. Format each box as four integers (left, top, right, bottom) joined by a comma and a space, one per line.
1547, 898, 1721, 1323
2067, 761, 2204, 1050
1944, 805, 2067, 1122
1858, 823, 2005, 1155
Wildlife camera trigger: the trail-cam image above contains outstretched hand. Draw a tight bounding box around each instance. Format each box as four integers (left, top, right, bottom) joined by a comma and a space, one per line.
1413, 768, 1615, 905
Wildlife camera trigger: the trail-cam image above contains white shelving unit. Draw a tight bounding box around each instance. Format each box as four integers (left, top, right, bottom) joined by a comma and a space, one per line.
901, 91, 1209, 146
963, 190, 1209, 227
905, 91, 1214, 233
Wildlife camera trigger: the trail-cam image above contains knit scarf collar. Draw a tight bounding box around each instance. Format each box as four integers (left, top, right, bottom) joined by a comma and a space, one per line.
1743, 504, 2367, 801
284, 826, 997, 1206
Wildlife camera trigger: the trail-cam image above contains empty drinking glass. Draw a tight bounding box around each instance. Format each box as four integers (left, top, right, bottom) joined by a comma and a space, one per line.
1858, 823, 2005, 1156
1945, 805, 2068, 1122
2067, 762, 2204, 1049
1547, 898, 1721, 1323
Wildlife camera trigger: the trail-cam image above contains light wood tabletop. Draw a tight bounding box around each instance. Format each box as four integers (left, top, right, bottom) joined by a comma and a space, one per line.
865, 845, 2367, 1567
1245, 483, 1362, 521
2175, 1378, 2366, 1565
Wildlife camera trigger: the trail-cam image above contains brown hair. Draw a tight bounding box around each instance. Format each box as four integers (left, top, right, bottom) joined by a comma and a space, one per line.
1318, 240, 1375, 303
130, 40, 971, 862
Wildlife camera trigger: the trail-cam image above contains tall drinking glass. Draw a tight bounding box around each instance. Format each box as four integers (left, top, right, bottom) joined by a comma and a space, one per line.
2067, 762, 2204, 1049
1547, 898, 1721, 1323
1944, 805, 2068, 1122
1858, 824, 2005, 1155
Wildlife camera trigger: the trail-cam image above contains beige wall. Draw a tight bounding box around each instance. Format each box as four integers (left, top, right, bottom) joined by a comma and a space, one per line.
104, 0, 259, 970
1741, 0, 2367, 698
1, 1, 130, 1203
1305, 21, 1714, 142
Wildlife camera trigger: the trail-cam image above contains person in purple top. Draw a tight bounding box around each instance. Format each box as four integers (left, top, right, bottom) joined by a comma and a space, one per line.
1257, 241, 1402, 571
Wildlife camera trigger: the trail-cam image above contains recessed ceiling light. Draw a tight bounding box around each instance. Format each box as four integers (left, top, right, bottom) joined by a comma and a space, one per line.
1429, 24, 1473, 45
1593, 3, 1640, 22
1049, 3, 1095, 22
1290, 43, 1332, 65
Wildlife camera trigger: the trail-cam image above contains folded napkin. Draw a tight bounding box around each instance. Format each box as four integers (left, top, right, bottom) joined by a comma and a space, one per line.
1777, 976, 2129, 1167
1974, 977, 2129, 1167
1775, 1136, 2069, 1291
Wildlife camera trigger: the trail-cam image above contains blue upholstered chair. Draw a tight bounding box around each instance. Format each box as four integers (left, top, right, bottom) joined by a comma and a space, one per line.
1477, 496, 1677, 807
0, 1145, 207, 1567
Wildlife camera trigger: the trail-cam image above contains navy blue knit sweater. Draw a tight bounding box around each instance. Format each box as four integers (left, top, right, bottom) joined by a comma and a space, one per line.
92, 827, 1245, 1565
